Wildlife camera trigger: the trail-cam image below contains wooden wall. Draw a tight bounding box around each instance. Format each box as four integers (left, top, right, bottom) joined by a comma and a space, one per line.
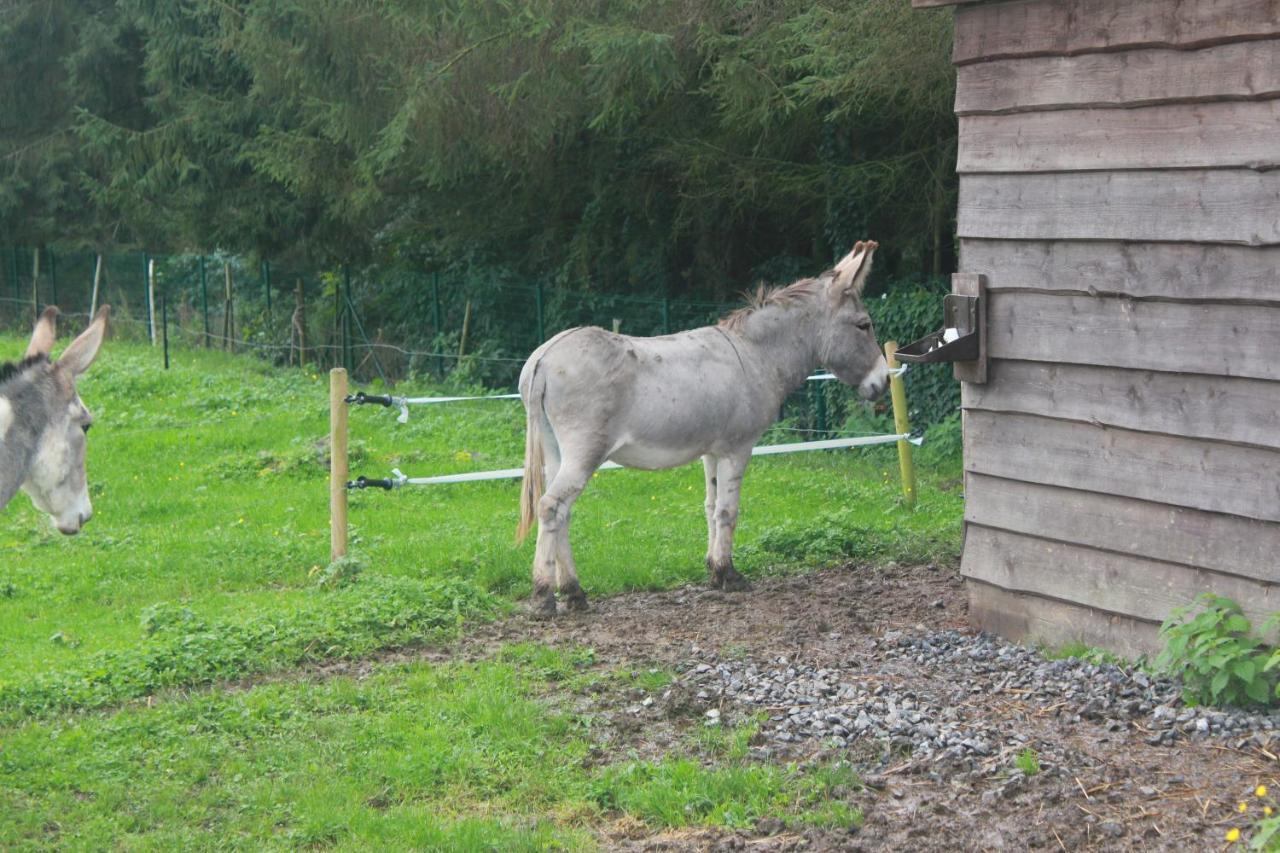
916, 0, 1280, 657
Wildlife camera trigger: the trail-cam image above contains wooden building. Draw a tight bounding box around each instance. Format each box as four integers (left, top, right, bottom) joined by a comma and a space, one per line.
912, 0, 1280, 656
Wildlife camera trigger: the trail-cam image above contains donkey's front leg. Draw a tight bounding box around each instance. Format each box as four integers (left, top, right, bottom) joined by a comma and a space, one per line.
702, 455, 719, 582
708, 453, 751, 592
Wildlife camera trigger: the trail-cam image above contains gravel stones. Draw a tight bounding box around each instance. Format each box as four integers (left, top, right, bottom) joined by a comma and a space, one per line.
666, 629, 1280, 775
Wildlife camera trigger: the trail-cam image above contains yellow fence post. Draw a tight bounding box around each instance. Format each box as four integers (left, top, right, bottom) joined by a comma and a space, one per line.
330, 368, 349, 561
884, 341, 917, 509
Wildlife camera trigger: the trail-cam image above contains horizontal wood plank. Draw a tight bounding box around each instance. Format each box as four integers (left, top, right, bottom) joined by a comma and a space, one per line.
964, 472, 1280, 582
963, 525, 1280, 627
963, 360, 1280, 449
959, 100, 1280, 172
967, 580, 1161, 658
953, 0, 1280, 65
964, 410, 1280, 523
959, 240, 1280, 302
956, 41, 1280, 114
985, 291, 1280, 382
957, 171, 1280, 245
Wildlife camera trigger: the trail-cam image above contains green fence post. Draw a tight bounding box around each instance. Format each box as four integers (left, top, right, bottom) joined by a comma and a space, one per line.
142, 252, 152, 343
534, 281, 546, 343
261, 260, 271, 320
162, 287, 169, 370
812, 381, 828, 437
432, 271, 444, 377
8, 247, 18, 304
342, 265, 354, 373
47, 248, 57, 309
199, 256, 210, 346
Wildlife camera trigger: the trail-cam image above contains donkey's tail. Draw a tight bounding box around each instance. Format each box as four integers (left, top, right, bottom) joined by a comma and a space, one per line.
516, 369, 546, 545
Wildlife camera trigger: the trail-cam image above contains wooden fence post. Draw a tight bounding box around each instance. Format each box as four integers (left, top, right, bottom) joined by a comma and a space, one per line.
31, 247, 40, 320
90, 254, 105, 319
330, 368, 349, 561
222, 262, 234, 352
885, 341, 917, 509
458, 299, 472, 359
293, 278, 308, 367
147, 258, 157, 345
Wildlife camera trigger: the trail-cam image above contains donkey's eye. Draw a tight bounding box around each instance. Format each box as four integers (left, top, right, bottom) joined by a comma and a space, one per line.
81, 423, 91, 434
855, 319, 872, 331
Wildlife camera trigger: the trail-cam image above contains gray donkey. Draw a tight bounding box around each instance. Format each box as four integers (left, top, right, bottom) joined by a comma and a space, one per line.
516, 241, 887, 616
0, 305, 109, 534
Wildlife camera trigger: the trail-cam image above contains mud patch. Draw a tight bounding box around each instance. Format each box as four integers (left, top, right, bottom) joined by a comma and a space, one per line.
448, 563, 1278, 850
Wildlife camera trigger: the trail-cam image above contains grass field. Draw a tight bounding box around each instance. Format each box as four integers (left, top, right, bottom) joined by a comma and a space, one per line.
0, 337, 963, 848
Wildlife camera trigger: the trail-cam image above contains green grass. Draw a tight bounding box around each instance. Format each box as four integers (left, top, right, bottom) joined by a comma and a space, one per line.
0, 337, 960, 847
1, 338, 961, 699
1013, 748, 1041, 777
1, 648, 860, 849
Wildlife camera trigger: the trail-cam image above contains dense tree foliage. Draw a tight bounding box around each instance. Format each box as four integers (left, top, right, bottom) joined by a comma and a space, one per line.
1, 0, 955, 298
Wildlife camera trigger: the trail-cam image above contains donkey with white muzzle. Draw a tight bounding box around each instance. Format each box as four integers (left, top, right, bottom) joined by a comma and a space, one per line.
516, 241, 887, 616
0, 306, 109, 534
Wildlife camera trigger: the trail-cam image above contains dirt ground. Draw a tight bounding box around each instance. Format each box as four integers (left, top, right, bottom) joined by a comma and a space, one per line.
448, 562, 1276, 851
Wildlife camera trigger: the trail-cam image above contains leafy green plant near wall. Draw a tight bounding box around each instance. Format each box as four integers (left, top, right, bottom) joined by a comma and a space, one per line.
1156, 594, 1280, 709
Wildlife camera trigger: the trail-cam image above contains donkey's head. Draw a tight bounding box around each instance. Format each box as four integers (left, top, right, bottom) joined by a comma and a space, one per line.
2, 306, 109, 534
817, 241, 889, 400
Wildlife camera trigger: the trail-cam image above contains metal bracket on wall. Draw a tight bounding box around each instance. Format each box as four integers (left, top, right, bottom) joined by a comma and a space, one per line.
892, 273, 988, 384
952, 273, 987, 384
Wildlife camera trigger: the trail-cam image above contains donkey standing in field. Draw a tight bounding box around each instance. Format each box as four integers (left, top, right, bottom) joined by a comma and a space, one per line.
0, 305, 109, 534
516, 241, 888, 616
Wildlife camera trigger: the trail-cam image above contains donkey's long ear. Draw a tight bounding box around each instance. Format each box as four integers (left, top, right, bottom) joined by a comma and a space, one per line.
831, 240, 879, 300
25, 306, 59, 358
58, 305, 109, 377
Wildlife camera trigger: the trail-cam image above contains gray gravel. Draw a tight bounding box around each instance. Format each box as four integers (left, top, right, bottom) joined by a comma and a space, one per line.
665, 628, 1280, 775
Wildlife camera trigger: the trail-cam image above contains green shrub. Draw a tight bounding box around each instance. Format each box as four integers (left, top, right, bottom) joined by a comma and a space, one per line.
1156, 594, 1278, 709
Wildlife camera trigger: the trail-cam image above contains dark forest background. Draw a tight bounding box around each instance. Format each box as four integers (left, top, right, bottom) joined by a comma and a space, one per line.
1, 0, 956, 298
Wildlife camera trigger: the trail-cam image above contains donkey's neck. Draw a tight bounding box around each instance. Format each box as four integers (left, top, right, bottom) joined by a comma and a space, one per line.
0, 366, 45, 511
0, 390, 28, 510
733, 299, 823, 401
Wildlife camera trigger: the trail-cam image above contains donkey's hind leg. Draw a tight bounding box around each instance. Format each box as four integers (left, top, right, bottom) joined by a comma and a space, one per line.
531, 453, 598, 617
708, 452, 751, 592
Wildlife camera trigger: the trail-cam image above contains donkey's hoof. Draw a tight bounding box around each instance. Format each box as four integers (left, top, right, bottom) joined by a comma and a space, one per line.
561, 589, 590, 613
720, 571, 751, 593
527, 590, 558, 619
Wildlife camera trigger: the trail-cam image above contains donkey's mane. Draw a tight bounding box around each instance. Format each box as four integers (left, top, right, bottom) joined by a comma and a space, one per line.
0, 354, 48, 389
718, 276, 825, 332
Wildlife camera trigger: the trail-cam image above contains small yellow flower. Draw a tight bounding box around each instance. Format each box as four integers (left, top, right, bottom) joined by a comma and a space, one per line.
1266, 806, 1274, 817
1239, 802, 1249, 813
1258, 785, 1269, 798
1226, 828, 1241, 843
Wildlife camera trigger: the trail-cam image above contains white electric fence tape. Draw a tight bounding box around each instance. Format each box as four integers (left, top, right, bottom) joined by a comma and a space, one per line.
378, 369, 906, 423
373, 433, 924, 488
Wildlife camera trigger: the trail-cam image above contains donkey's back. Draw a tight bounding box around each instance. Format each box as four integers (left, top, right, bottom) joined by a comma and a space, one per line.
520, 325, 770, 471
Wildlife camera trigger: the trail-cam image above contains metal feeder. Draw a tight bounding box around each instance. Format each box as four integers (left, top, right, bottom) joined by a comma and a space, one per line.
893, 274, 987, 383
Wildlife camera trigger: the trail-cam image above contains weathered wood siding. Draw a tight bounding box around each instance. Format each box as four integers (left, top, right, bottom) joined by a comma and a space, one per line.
915, 0, 1280, 653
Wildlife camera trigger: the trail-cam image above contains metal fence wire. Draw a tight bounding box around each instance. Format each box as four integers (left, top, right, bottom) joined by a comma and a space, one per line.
0, 246, 955, 436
